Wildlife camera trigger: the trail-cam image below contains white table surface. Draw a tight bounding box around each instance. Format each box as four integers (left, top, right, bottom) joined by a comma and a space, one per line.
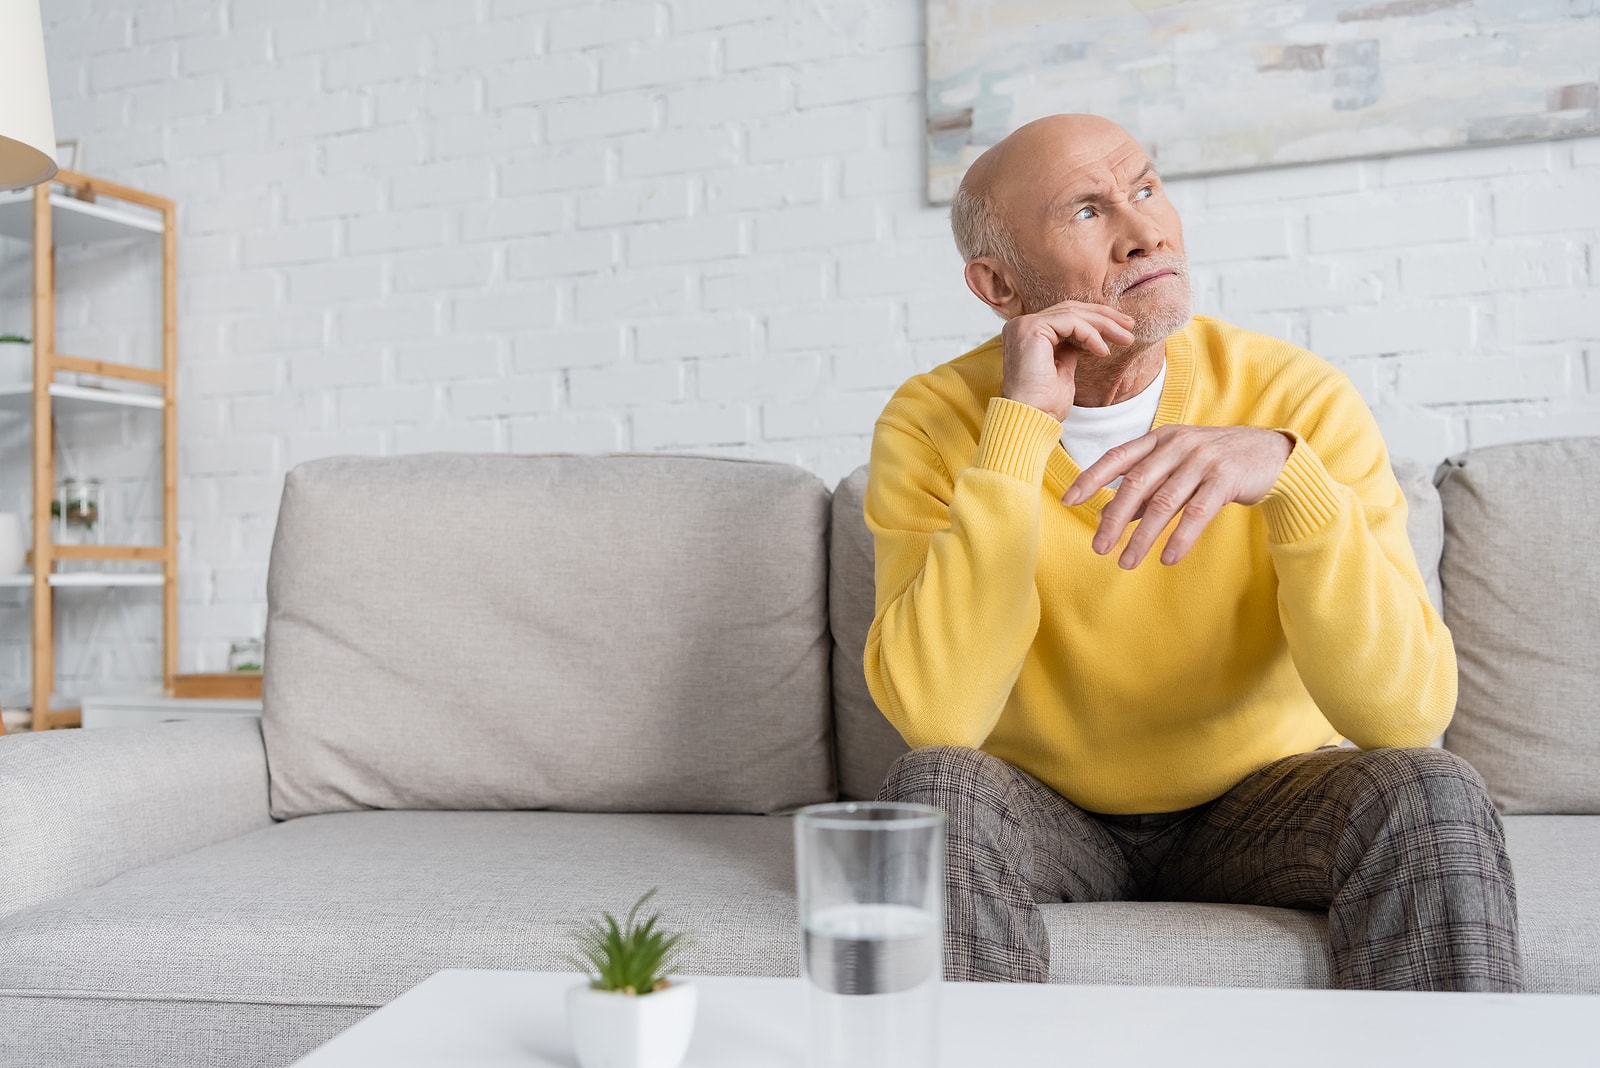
292, 970, 1600, 1067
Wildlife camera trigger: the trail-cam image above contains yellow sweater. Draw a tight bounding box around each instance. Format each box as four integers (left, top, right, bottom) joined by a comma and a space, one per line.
863, 315, 1456, 814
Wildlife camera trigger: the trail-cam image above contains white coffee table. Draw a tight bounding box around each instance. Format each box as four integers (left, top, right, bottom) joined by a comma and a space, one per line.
292, 970, 1596, 1067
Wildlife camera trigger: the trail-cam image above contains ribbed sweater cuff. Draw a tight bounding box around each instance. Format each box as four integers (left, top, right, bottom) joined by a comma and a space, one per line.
974, 397, 1062, 485
1259, 429, 1344, 543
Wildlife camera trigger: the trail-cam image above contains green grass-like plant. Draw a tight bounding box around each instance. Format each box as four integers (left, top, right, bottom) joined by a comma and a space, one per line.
570, 888, 690, 996
0, 335, 29, 344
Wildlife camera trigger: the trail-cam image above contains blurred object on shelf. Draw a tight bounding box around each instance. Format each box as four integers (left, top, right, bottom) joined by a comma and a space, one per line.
0, 704, 30, 733
228, 637, 263, 673
0, 334, 29, 384
0, 513, 24, 575
53, 477, 102, 545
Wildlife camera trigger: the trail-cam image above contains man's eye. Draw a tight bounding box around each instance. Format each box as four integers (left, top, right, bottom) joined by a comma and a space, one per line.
1134, 186, 1154, 201
1074, 206, 1095, 220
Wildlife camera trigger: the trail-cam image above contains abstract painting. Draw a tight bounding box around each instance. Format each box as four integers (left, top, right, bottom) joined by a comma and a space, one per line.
926, 0, 1600, 202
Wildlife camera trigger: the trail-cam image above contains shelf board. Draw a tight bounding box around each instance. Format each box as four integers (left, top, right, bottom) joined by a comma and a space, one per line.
0, 381, 164, 415
0, 190, 164, 244
52, 544, 166, 561
0, 570, 165, 588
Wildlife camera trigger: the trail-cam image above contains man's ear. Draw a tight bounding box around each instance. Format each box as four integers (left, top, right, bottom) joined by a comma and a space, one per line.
964, 257, 1025, 320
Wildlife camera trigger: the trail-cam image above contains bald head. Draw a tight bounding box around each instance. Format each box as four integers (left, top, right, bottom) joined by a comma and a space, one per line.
951, 113, 1190, 342
963, 115, 1136, 199
952, 114, 1142, 264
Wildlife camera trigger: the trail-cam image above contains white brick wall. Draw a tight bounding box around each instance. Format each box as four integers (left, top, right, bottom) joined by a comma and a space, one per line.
1, 0, 1597, 700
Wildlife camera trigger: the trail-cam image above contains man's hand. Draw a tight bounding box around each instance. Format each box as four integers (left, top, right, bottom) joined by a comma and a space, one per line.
1000, 300, 1136, 422
1062, 425, 1295, 568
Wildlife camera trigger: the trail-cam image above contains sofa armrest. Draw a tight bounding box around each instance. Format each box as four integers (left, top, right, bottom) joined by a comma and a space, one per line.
0, 719, 272, 919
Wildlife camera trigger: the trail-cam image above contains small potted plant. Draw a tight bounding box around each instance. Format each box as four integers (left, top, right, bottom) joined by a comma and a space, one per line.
566, 888, 697, 1068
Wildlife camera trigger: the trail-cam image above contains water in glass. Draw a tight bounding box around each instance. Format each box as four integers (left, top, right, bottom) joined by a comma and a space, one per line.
804, 903, 939, 1068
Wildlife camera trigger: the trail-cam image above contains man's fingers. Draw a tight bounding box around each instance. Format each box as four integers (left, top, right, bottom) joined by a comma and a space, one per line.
1075, 312, 1136, 348
1068, 319, 1112, 356
1117, 459, 1209, 569
1055, 425, 1286, 568
1040, 298, 1137, 331
1027, 307, 1136, 350
1088, 442, 1186, 554
1063, 432, 1160, 507
1072, 307, 1137, 340
1159, 481, 1230, 566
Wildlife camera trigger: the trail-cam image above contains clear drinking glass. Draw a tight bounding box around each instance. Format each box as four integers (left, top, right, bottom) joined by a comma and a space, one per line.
794, 802, 945, 1068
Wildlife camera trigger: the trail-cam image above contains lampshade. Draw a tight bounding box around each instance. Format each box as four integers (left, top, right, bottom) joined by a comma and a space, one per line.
0, 0, 58, 190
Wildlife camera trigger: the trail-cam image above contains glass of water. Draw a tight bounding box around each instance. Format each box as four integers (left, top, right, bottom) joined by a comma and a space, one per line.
794, 801, 945, 1068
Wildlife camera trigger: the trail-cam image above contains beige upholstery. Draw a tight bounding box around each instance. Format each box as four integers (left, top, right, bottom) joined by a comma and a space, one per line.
829, 464, 908, 801
263, 453, 836, 818
1438, 438, 1600, 814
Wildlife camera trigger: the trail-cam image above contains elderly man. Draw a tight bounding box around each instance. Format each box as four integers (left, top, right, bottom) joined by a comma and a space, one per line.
865, 114, 1521, 991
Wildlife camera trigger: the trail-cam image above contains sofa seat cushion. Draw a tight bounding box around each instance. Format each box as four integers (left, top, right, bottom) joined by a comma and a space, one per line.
0, 811, 800, 1009
1501, 815, 1600, 993
2, 811, 1587, 1018
1042, 902, 1331, 987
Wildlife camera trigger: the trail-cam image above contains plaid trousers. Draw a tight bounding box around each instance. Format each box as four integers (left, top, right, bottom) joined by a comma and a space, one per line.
878, 745, 1522, 991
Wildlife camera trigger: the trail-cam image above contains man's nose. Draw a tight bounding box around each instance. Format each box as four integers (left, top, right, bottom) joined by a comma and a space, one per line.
1112, 209, 1167, 261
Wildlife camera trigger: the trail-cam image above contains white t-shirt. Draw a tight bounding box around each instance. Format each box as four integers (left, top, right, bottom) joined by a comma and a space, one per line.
1059, 362, 1167, 487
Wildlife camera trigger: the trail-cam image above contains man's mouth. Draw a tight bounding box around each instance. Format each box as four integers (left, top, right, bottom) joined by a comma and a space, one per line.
1121, 268, 1177, 293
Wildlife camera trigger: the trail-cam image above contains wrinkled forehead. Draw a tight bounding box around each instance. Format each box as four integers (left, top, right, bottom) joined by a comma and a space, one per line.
988, 130, 1152, 226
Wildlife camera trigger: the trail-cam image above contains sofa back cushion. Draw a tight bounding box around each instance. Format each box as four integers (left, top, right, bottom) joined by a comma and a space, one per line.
1438, 438, 1600, 815
829, 465, 908, 801
828, 458, 1445, 802
1391, 457, 1445, 615
263, 453, 835, 819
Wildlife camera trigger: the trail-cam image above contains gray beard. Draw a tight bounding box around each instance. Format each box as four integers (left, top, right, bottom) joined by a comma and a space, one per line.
1017, 260, 1194, 346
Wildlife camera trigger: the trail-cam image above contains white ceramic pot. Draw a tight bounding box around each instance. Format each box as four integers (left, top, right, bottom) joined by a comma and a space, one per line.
0, 514, 25, 576
566, 981, 697, 1068
0, 342, 31, 386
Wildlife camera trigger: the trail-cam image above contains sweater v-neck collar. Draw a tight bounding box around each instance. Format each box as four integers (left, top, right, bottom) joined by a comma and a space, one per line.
1044, 325, 1196, 513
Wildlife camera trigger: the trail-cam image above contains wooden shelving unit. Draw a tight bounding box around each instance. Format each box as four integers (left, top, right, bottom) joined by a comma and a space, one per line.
0, 169, 176, 734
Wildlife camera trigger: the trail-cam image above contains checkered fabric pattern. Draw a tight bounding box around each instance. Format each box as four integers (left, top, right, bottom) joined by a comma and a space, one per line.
878, 745, 1523, 991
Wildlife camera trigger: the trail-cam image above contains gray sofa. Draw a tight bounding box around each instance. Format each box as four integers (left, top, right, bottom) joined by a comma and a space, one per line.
1, 439, 1596, 1067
